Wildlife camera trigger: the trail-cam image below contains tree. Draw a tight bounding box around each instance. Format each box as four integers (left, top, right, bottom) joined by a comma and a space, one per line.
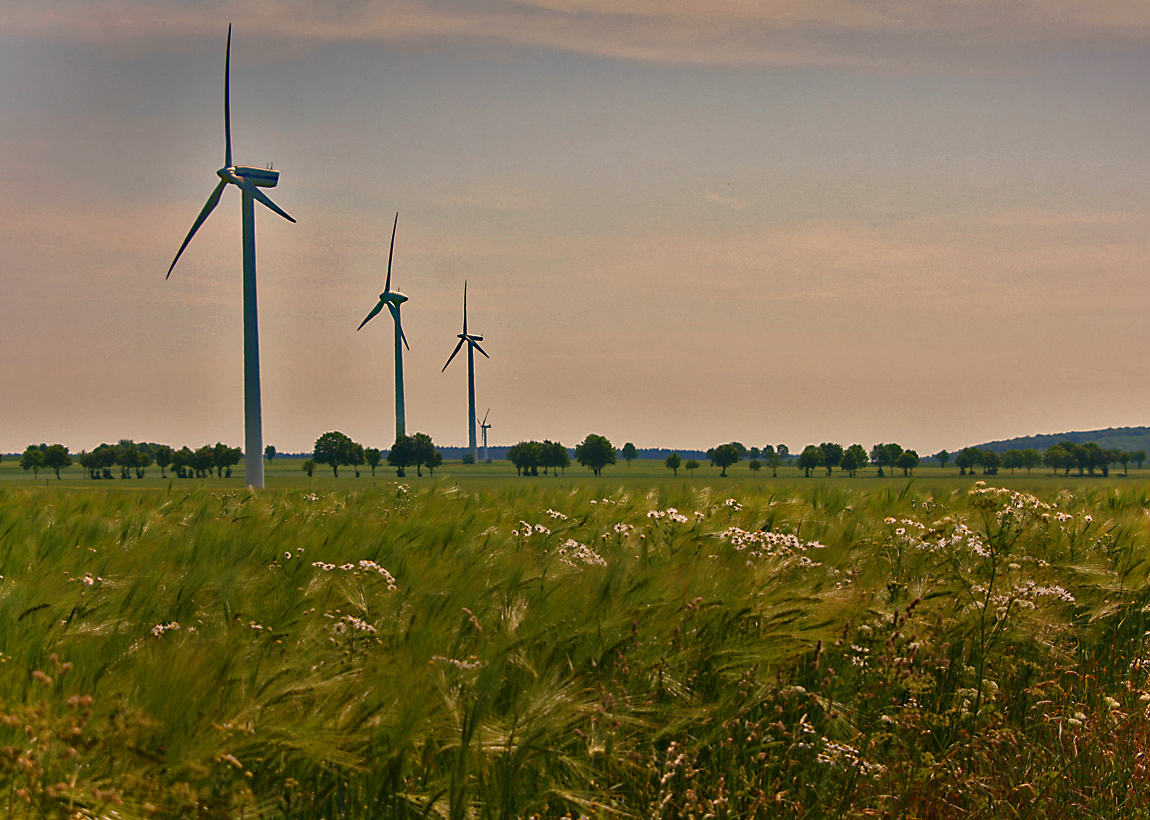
684, 459, 700, 476
365, 447, 382, 477
43, 444, 71, 479
426, 450, 443, 475
763, 445, 781, 477
1044, 445, 1069, 476
819, 442, 843, 476
981, 449, 1000, 475
707, 443, 741, 477
870, 443, 903, 477
264, 445, 277, 461
844, 444, 868, 477
20, 446, 45, 479
1117, 450, 1131, 476
841, 446, 864, 477
935, 449, 950, 470
1022, 448, 1042, 474
350, 442, 366, 477
508, 441, 545, 476
1135, 450, 1147, 470
776, 444, 789, 461
575, 434, 616, 476
302, 459, 315, 477
797, 445, 823, 477
748, 459, 762, 474
664, 452, 681, 477
170, 446, 194, 479
386, 436, 417, 477
410, 433, 438, 478
749, 447, 761, 460
313, 431, 356, 478
621, 442, 638, 466
213, 443, 242, 478
192, 446, 216, 478
897, 449, 919, 476
1003, 449, 1023, 474
154, 445, 173, 478
543, 441, 569, 475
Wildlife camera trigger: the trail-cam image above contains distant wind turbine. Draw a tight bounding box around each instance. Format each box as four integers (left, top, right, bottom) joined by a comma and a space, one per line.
166, 25, 295, 490
357, 213, 409, 442
480, 409, 491, 463
442, 282, 489, 464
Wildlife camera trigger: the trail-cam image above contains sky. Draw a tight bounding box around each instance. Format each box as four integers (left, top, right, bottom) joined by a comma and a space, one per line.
3, 0, 1150, 457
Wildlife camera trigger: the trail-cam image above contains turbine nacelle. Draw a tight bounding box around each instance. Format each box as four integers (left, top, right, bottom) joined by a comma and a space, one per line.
381, 291, 408, 305
218, 165, 280, 188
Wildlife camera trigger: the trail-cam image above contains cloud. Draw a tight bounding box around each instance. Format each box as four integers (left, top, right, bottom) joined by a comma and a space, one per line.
5, 0, 1150, 69
705, 192, 746, 209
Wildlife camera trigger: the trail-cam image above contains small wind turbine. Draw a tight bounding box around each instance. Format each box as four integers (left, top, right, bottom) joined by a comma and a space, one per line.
357, 213, 409, 442
480, 409, 492, 463
166, 25, 295, 489
442, 282, 488, 464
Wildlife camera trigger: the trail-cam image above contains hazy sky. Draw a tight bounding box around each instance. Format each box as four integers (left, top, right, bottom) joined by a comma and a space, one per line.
4, 0, 1150, 456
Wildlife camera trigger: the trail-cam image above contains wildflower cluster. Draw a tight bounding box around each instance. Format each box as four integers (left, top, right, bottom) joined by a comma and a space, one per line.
647, 508, 689, 523
310, 560, 398, 590
556, 539, 607, 567
715, 527, 824, 566
150, 622, 180, 638
515, 521, 551, 539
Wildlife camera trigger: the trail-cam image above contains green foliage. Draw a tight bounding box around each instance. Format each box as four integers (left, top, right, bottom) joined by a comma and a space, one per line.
621, 442, 638, 465
264, 445, 276, 461
664, 451, 681, 476
20, 445, 45, 479
42, 445, 71, 480
706, 443, 740, 477
684, 459, 700, 475
313, 431, 357, 478
364, 447, 382, 477
574, 433, 615, 476
797, 444, 824, 477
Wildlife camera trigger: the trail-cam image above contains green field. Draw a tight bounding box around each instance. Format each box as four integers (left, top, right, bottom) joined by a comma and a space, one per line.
4, 455, 1147, 492
1, 474, 1150, 817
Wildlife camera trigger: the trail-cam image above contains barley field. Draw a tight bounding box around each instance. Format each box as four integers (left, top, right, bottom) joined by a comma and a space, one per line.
2, 474, 1150, 818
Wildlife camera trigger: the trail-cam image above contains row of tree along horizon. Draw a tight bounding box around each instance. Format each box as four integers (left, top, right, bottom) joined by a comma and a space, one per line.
9, 437, 1149, 481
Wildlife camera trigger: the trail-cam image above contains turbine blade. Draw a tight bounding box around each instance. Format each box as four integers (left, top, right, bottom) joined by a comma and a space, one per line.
442, 338, 464, 372
482, 408, 489, 425
462, 280, 468, 334
233, 174, 296, 223
471, 340, 490, 359
357, 300, 385, 331
167, 179, 227, 278
385, 212, 398, 292
224, 25, 232, 169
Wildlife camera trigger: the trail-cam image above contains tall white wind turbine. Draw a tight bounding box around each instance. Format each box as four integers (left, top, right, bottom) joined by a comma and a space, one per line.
357, 213, 409, 442
442, 283, 488, 464
166, 25, 295, 489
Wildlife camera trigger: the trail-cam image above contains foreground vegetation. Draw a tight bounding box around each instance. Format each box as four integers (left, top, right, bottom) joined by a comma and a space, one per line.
2, 479, 1150, 818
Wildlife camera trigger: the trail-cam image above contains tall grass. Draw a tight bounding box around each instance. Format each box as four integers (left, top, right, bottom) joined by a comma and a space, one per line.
0, 480, 1148, 817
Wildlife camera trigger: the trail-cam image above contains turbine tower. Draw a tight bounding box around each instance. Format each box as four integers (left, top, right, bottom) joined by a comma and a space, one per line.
166, 25, 295, 489
357, 213, 409, 442
442, 282, 488, 464
480, 409, 491, 463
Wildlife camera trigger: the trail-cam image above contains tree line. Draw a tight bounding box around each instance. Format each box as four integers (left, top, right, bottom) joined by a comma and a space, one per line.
941, 443, 1148, 477
16, 440, 244, 480
305, 431, 443, 479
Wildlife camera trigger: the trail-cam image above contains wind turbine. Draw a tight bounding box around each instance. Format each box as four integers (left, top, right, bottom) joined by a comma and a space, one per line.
442, 282, 488, 464
357, 213, 409, 442
166, 25, 295, 490
480, 409, 492, 463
